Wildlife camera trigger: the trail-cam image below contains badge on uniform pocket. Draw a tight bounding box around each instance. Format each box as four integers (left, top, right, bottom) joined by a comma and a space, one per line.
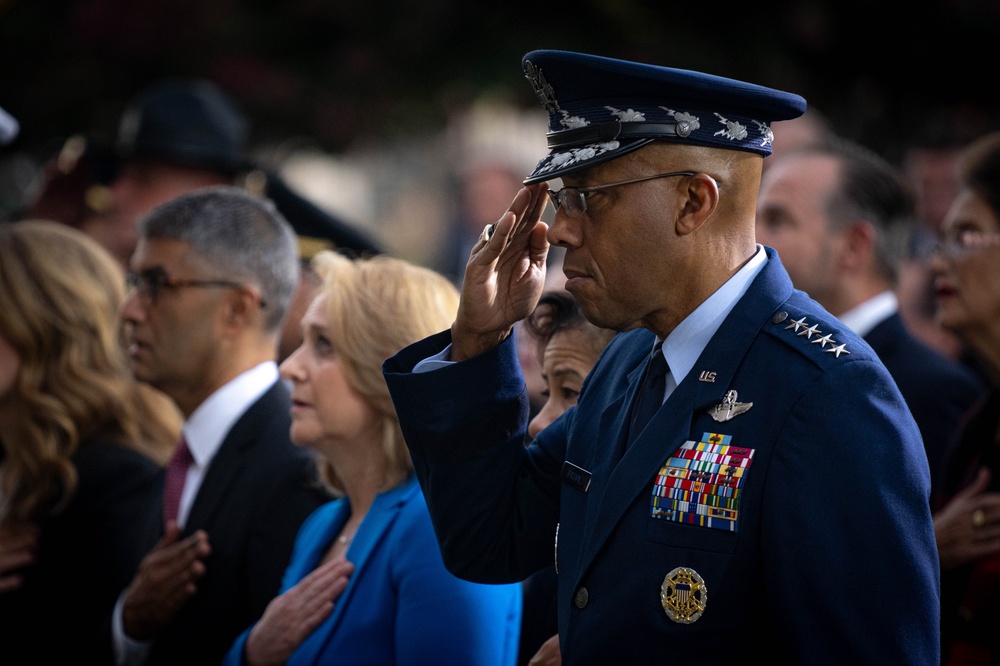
649, 432, 754, 532
661, 566, 707, 623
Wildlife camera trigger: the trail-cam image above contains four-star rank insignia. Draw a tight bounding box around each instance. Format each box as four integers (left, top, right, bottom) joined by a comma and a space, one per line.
776, 311, 851, 358
661, 567, 707, 624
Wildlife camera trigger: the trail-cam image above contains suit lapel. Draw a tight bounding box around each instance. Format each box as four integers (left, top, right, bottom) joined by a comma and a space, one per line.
292, 478, 417, 665
184, 381, 285, 533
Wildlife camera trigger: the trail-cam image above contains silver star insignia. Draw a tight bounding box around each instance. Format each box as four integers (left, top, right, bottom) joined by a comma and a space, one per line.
824, 343, 851, 358
797, 324, 820, 339
784, 317, 808, 333
810, 333, 835, 348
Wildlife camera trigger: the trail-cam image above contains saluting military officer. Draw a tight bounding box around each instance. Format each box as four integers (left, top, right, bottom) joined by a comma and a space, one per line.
383, 50, 939, 664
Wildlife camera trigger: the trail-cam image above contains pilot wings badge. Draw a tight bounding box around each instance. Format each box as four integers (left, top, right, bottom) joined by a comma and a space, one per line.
707, 390, 752, 422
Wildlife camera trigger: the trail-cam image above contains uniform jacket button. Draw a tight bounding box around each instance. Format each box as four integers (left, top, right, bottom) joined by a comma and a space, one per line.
574, 586, 589, 609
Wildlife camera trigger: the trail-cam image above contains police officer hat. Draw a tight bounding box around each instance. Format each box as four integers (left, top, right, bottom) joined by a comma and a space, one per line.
521, 50, 807, 184
118, 78, 383, 257
116, 79, 249, 176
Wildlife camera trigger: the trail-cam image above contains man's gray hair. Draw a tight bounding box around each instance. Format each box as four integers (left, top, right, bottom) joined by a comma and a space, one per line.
139, 186, 298, 332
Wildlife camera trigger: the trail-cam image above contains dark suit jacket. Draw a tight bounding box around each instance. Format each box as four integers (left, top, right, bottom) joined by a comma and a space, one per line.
384, 248, 940, 664
142, 380, 330, 666
864, 312, 985, 499
1, 438, 160, 665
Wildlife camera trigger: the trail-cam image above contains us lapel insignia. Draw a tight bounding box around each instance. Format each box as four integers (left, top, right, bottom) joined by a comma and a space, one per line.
661, 567, 707, 624
707, 390, 752, 422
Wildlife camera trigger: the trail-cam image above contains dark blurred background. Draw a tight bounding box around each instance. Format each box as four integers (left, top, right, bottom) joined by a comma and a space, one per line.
4, 0, 998, 157
2, 0, 998, 261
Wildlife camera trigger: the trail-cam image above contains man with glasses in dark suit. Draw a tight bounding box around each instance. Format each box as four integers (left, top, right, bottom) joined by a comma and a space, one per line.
112, 186, 329, 666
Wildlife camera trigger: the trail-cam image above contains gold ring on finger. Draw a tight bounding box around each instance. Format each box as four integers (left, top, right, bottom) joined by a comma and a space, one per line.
973, 508, 986, 529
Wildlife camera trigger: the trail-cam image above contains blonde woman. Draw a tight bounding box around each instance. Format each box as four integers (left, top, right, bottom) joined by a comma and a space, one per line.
225, 252, 521, 666
0, 220, 180, 663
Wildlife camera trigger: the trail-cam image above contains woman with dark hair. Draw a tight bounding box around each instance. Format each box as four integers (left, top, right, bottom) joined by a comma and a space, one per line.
518, 290, 615, 666
930, 130, 1000, 665
523, 290, 617, 441
0, 220, 180, 663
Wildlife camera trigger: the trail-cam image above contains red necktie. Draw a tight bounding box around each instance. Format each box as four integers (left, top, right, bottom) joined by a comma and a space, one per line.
163, 436, 193, 528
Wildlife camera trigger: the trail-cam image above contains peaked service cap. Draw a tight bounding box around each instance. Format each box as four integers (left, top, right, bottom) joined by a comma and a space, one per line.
521, 50, 807, 184
116, 79, 249, 175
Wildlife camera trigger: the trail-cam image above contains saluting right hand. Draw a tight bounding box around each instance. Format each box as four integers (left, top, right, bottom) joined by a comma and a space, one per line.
450, 184, 550, 362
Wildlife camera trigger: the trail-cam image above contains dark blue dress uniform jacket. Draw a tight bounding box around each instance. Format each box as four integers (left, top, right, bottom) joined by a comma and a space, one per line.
383, 248, 940, 665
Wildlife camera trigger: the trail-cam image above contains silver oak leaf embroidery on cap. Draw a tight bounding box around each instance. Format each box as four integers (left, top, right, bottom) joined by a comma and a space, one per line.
605, 106, 645, 122
753, 120, 773, 148
535, 142, 621, 175
713, 113, 748, 141
558, 109, 589, 129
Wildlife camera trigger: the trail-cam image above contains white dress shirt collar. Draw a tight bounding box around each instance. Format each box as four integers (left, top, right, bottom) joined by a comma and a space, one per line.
659, 245, 768, 399
837, 290, 897, 338
175, 361, 279, 527
183, 361, 279, 466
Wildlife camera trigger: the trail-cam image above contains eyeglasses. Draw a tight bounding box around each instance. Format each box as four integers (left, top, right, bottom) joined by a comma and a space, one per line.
930, 229, 1000, 260
126, 268, 263, 306
547, 170, 698, 217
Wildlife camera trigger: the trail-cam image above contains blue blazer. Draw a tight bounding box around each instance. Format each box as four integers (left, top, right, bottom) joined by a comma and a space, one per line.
225, 475, 522, 666
383, 248, 940, 665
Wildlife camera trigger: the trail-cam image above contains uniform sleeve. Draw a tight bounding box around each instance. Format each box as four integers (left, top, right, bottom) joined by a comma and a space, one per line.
384, 330, 564, 583
762, 357, 940, 661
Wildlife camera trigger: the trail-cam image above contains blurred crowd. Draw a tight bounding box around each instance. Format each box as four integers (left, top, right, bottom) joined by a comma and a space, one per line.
1, 69, 1000, 666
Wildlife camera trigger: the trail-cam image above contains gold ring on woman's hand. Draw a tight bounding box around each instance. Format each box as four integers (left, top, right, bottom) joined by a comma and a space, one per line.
973, 508, 986, 529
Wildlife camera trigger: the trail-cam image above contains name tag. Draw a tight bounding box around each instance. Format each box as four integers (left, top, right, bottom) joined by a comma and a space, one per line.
560, 461, 592, 493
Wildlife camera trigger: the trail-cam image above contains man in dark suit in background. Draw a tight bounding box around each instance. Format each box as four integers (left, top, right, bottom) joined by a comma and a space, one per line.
113, 186, 330, 665
756, 137, 986, 496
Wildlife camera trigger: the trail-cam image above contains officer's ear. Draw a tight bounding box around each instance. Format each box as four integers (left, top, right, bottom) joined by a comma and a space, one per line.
675, 173, 720, 236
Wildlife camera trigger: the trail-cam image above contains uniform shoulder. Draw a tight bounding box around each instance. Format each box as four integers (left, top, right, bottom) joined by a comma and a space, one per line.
763, 298, 877, 371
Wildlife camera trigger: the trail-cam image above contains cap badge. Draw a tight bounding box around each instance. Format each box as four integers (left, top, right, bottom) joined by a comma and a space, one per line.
524, 60, 560, 114
707, 390, 752, 422
661, 567, 707, 624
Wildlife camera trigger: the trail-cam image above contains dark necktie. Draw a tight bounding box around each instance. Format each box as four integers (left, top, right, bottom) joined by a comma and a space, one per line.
163, 436, 193, 528
625, 342, 669, 449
